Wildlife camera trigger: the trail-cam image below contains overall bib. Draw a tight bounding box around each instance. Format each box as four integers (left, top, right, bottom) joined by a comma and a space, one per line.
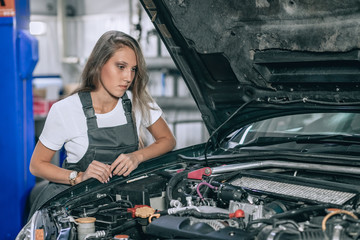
28, 91, 139, 219
63, 91, 139, 171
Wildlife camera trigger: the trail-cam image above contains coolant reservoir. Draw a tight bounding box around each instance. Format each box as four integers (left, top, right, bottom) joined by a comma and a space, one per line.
75, 217, 96, 240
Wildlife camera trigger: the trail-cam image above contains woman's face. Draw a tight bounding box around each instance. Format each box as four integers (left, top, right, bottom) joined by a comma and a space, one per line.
99, 46, 137, 98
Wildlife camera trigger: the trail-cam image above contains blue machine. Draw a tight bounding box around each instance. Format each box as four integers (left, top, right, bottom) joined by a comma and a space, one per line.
0, 0, 38, 238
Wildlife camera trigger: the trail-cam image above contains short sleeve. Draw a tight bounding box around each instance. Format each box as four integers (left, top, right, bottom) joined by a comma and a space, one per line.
142, 101, 163, 128
39, 103, 68, 151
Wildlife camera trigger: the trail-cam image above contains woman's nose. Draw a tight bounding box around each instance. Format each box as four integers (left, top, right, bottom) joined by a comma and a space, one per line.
123, 69, 133, 83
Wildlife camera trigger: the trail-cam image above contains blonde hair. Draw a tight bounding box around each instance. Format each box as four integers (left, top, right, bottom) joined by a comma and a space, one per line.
75, 30, 155, 148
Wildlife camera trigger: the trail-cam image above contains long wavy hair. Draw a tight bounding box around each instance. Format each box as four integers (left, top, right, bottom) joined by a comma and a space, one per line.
74, 30, 155, 148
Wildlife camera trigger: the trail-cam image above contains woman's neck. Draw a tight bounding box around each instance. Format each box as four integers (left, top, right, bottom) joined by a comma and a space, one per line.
90, 91, 119, 114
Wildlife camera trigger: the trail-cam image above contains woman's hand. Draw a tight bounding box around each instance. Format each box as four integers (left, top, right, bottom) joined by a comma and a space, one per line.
82, 160, 112, 183
110, 117, 176, 177
111, 153, 141, 177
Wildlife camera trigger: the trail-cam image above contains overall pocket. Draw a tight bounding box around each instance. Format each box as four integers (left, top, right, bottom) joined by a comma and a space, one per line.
93, 144, 138, 165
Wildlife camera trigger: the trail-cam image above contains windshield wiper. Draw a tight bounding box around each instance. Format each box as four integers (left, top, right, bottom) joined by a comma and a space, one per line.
238, 134, 360, 148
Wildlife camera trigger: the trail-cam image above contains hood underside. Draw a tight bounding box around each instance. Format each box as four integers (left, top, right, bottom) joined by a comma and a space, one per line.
140, 0, 360, 140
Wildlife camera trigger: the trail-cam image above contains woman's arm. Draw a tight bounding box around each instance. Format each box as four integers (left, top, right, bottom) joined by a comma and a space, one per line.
29, 141, 74, 184
30, 141, 112, 185
111, 116, 176, 176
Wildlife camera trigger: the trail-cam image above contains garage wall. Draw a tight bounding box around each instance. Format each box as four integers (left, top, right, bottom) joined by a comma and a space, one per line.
30, 0, 209, 150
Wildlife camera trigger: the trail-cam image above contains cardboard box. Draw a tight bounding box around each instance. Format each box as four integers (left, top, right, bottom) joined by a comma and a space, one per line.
33, 97, 56, 117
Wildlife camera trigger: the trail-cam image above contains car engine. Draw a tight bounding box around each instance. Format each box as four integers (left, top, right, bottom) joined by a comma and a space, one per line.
27, 161, 360, 240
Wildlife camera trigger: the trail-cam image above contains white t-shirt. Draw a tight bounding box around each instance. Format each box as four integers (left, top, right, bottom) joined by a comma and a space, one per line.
39, 91, 162, 163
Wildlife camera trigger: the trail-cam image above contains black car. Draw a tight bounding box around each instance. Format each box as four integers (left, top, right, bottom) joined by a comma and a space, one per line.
17, 1, 360, 239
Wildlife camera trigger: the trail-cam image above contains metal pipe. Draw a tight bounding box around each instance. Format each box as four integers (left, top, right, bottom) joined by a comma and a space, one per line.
57, 0, 79, 64
57, 0, 65, 61
211, 160, 360, 175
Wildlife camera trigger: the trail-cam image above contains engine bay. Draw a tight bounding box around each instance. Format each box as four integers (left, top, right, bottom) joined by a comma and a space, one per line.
31, 161, 360, 240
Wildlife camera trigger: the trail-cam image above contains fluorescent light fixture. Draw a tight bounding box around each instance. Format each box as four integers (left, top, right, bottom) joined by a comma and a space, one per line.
29, 21, 47, 35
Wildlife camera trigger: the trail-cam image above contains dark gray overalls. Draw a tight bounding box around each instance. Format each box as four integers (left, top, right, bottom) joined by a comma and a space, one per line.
28, 91, 139, 219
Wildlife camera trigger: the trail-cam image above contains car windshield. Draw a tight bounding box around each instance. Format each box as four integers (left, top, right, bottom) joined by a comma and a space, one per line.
227, 112, 360, 148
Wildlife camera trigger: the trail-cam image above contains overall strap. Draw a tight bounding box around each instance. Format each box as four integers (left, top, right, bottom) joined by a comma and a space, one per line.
121, 92, 139, 148
121, 92, 133, 124
78, 91, 98, 129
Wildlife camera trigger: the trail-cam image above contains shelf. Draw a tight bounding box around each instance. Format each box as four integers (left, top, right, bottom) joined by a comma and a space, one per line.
154, 96, 197, 110
146, 57, 177, 70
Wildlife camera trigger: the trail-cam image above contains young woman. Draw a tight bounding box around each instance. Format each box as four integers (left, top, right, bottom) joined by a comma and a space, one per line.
28, 30, 176, 216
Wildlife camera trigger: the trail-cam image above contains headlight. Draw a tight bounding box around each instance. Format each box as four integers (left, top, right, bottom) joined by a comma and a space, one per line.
16, 209, 76, 240
15, 211, 40, 240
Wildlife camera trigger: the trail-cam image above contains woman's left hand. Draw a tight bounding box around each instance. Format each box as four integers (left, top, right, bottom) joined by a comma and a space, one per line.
111, 153, 140, 177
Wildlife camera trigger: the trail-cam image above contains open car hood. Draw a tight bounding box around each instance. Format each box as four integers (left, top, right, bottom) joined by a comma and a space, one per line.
16, 2, 360, 240
140, 0, 360, 142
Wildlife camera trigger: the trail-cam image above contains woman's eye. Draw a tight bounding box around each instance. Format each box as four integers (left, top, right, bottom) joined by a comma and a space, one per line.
117, 65, 125, 69
131, 67, 137, 72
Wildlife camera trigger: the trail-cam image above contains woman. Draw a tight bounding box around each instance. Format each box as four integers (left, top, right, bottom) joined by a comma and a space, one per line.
28, 30, 176, 216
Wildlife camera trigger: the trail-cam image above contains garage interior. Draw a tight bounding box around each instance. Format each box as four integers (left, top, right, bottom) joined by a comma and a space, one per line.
0, 0, 208, 239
